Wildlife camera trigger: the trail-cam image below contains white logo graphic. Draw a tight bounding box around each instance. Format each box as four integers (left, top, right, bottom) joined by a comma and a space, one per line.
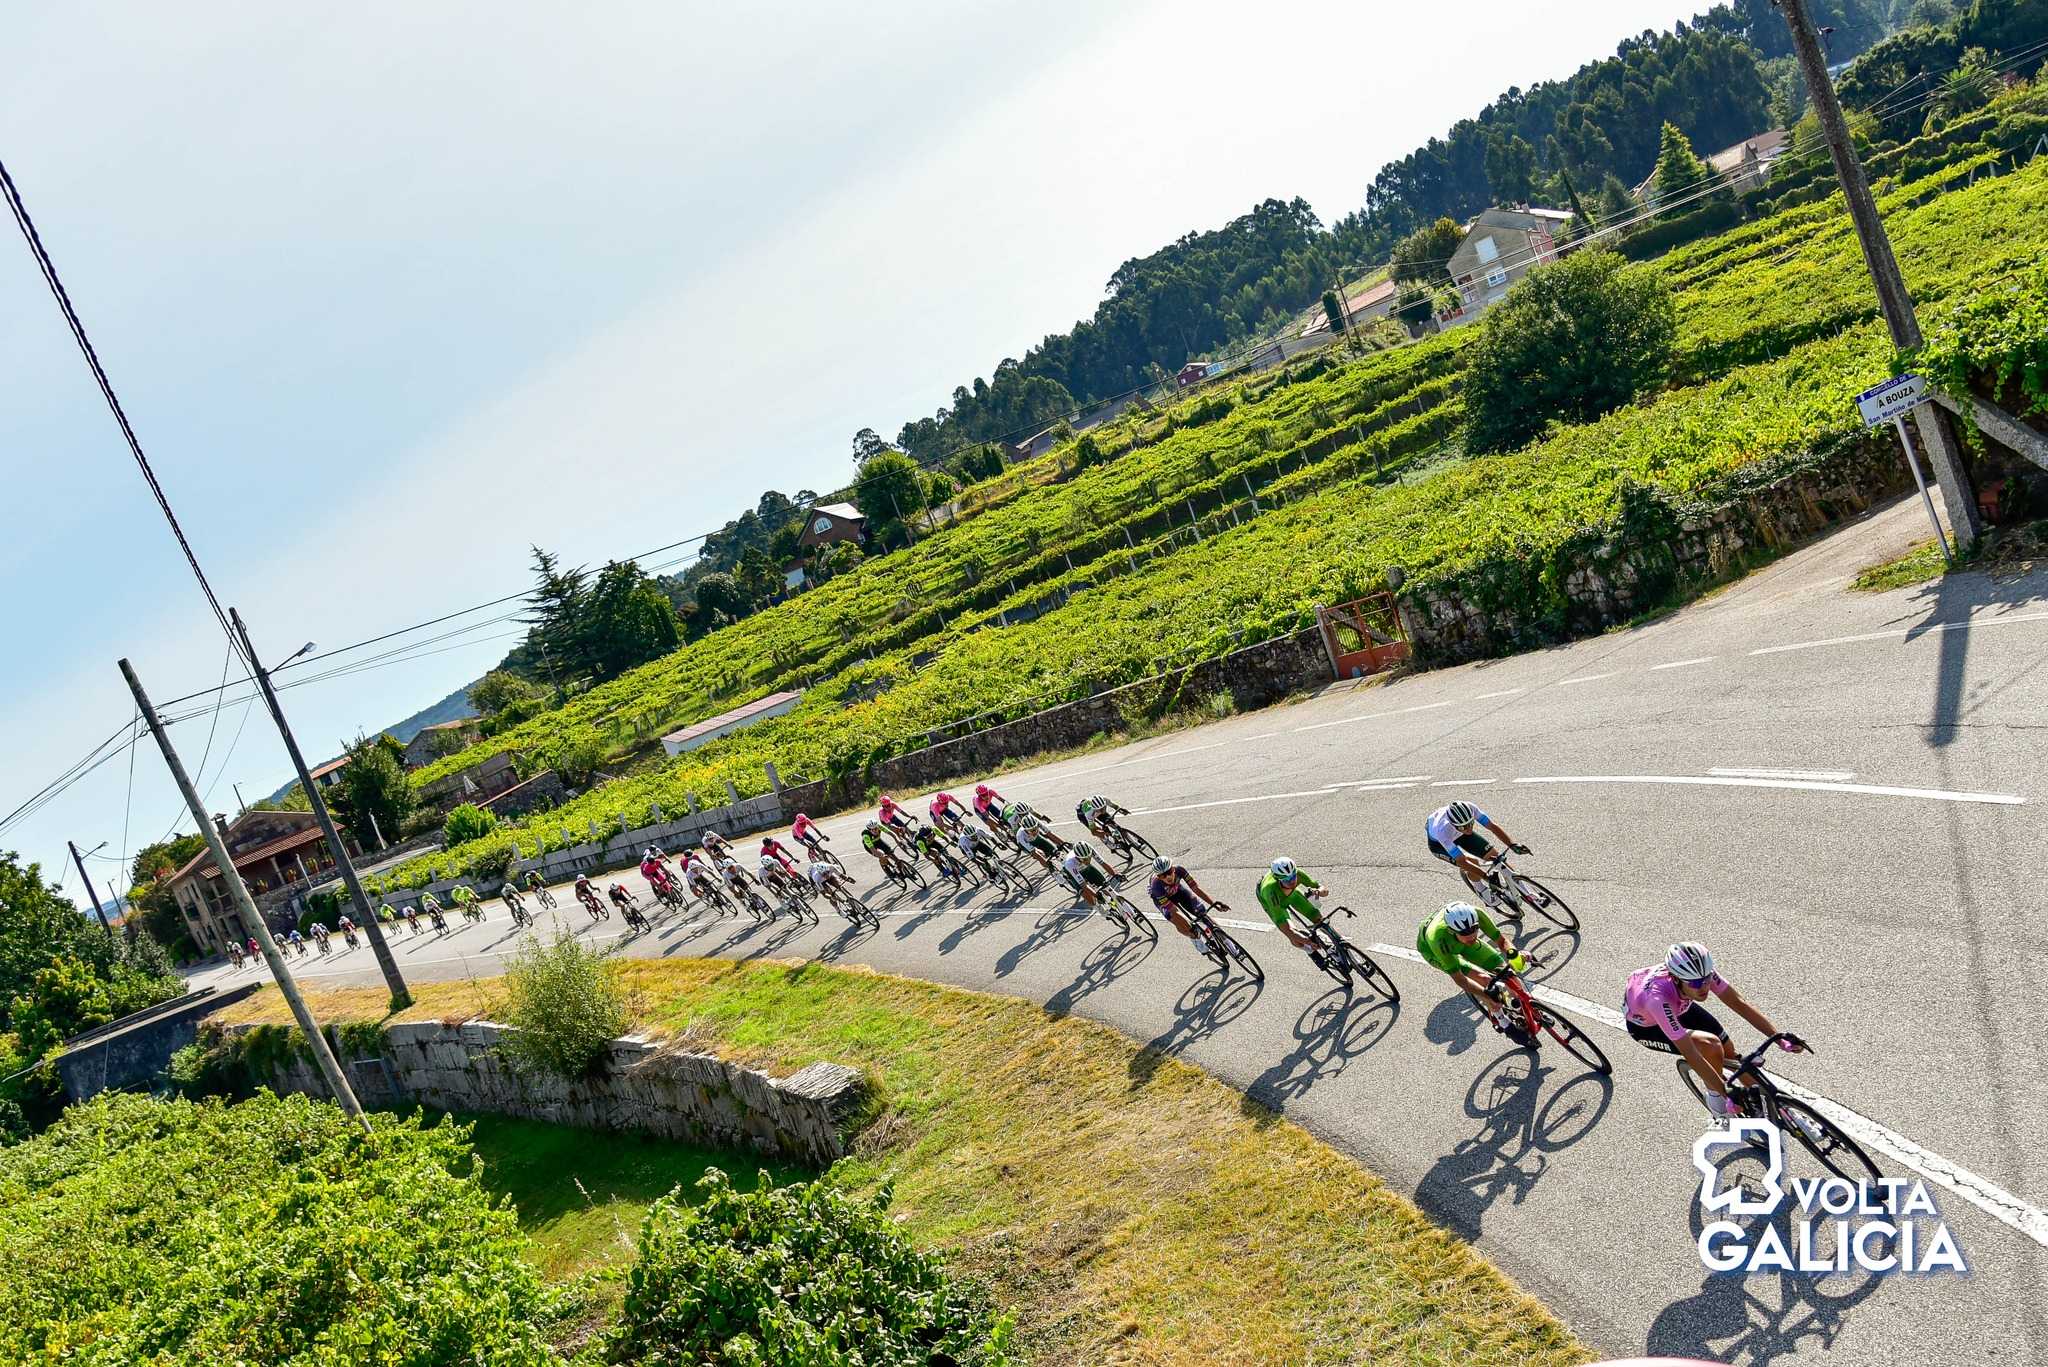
1693, 1120, 1783, 1217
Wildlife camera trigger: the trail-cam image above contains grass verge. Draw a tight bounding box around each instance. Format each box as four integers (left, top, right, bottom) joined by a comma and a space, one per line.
1850, 538, 1948, 592
219, 959, 1590, 1366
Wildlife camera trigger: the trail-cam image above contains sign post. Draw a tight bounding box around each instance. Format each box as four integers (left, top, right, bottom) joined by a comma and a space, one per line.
1856, 375, 1953, 564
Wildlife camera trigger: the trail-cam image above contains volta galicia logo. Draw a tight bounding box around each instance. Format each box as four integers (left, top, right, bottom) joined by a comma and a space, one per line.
1691, 1120, 1967, 1276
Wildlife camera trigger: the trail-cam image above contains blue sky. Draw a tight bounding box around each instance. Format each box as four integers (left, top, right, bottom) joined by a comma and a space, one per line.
1, 0, 1699, 907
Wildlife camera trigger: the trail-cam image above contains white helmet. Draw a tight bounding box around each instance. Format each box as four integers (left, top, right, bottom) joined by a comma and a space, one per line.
1073, 841, 1094, 860
1152, 856, 1173, 876
1443, 901, 1481, 933
1270, 856, 1297, 881
1667, 941, 1716, 983
1446, 801, 1477, 827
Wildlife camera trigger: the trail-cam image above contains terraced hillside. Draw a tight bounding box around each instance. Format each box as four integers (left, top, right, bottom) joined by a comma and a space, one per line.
385, 157, 2048, 888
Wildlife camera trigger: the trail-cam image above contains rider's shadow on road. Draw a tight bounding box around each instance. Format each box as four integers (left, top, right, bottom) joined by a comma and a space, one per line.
1644, 1147, 1890, 1366
1130, 971, 1265, 1089
1412, 1052, 1613, 1244
1044, 932, 1153, 1017
937, 903, 1006, 955
993, 906, 1087, 978
813, 919, 879, 961
1423, 994, 1488, 1055
1237, 986, 1397, 1121
739, 918, 810, 961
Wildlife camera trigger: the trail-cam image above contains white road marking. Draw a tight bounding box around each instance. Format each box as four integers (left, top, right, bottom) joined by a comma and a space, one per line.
1709, 766, 1856, 782
1293, 698, 1455, 734
1133, 787, 1344, 816
1473, 688, 1525, 700
1748, 609, 2048, 657
1431, 779, 1497, 787
1357, 943, 2048, 1251
1328, 775, 1433, 786
1514, 773, 2024, 806
1652, 656, 1716, 671
1557, 673, 1616, 686
1245, 731, 1284, 740
1322, 781, 1423, 793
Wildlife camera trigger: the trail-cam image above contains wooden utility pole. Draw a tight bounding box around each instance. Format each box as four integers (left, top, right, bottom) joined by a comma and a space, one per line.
1778, 0, 1979, 547
122, 656, 367, 1129
229, 609, 411, 1009
68, 840, 111, 934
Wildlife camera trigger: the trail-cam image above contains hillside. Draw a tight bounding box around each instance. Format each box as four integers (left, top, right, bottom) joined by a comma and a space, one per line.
367, 132, 2048, 890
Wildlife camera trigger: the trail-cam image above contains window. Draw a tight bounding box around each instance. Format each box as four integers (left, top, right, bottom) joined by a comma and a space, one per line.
1474, 234, 1499, 265
813, 517, 833, 534
1485, 266, 1509, 289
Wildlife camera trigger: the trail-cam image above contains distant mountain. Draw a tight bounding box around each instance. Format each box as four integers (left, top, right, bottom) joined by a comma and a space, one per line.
263, 678, 482, 802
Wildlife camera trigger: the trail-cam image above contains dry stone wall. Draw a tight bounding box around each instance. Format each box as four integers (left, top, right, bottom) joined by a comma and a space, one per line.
235, 1019, 866, 1167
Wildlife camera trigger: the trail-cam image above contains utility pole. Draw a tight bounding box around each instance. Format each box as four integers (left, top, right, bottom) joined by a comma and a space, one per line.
232, 782, 248, 817
1778, 0, 1978, 547
230, 608, 411, 1009
68, 840, 112, 934
122, 656, 367, 1128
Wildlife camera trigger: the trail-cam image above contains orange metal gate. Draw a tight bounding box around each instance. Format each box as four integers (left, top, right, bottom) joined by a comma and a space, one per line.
1315, 593, 1409, 679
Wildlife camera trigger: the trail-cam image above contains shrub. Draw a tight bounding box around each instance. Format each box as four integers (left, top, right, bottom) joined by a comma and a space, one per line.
497, 929, 632, 1078
1464, 248, 1676, 454
608, 1170, 1015, 1365
442, 802, 498, 846
0, 1092, 560, 1365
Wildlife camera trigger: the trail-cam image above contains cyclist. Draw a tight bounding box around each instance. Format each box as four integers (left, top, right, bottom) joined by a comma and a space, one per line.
1058, 840, 1114, 909
758, 849, 800, 899
760, 834, 802, 876
877, 794, 915, 841
640, 848, 673, 898
523, 869, 546, 896
226, 940, 245, 969
449, 884, 479, 919
972, 783, 1009, 833
574, 873, 604, 920
337, 914, 357, 948
604, 881, 633, 917
954, 819, 1001, 868
1424, 801, 1529, 907
716, 852, 757, 897
928, 790, 968, 833
1625, 942, 1806, 1118
1145, 857, 1209, 942
913, 823, 965, 881
246, 936, 260, 961
286, 928, 306, 956
403, 902, 425, 936
683, 855, 723, 906
862, 821, 913, 882
791, 812, 829, 858
1416, 902, 1531, 1042
500, 881, 525, 921
1016, 810, 1063, 874
376, 903, 396, 927
310, 922, 331, 954
701, 830, 734, 863
1074, 794, 1129, 845
1255, 858, 1331, 961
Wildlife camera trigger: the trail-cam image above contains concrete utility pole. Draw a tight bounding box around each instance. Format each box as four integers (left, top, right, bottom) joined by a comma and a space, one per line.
230, 608, 411, 1009
68, 840, 111, 934
122, 656, 368, 1129
1778, 0, 1979, 547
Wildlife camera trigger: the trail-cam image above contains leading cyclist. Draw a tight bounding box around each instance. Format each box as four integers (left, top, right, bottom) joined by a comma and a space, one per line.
1424, 800, 1528, 907
1145, 857, 1208, 943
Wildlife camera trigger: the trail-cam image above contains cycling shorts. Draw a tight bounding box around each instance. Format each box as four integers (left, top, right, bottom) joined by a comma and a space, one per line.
1625, 1002, 1727, 1053
1428, 831, 1494, 864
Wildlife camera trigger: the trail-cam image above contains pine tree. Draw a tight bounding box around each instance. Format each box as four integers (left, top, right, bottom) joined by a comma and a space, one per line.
1651, 122, 1712, 205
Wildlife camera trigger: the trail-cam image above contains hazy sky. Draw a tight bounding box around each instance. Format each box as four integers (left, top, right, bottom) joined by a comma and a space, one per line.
1, 0, 1699, 905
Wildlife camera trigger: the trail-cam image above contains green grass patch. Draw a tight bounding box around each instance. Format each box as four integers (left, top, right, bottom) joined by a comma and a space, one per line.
232, 962, 1590, 1366
1850, 538, 1949, 592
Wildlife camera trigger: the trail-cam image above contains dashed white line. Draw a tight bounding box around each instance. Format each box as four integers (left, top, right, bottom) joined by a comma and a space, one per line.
1557, 673, 1616, 686
1709, 767, 1856, 782
1133, 787, 1346, 816
1652, 656, 1716, 671
1473, 688, 1525, 700
1431, 779, 1497, 787
1292, 699, 1456, 734
1748, 609, 2048, 657
1515, 774, 2023, 805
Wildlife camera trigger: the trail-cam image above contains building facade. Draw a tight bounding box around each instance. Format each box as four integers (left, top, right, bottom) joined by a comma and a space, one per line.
164, 810, 344, 953
1438, 206, 1574, 329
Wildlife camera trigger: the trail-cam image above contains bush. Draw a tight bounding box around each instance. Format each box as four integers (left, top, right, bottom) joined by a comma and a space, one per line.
442, 802, 498, 846
1464, 248, 1676, 454
608, 1170, 1014, 1366
497, 929, 632, 1078
0, 1092, 560, 1365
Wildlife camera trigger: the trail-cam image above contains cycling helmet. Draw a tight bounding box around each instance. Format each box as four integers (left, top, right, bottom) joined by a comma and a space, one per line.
1667, 941, 1716, 983
1271, 856, 1298, 882
1073, 841, 1094, 860
865, 819, 883, 832
975, 784, 991, 798
1442, 901, 1481, 934
793, 812, 811, 825
1152, 856, 1173, 876
1446, 801, 1477, 827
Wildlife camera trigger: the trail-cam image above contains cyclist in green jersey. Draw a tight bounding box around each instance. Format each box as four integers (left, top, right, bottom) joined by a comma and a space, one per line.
1255, 857, 1329, 959
1416, 901, 1530, 1039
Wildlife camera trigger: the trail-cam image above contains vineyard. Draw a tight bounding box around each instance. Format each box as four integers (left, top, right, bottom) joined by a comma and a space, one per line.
385, 155, 2048, 887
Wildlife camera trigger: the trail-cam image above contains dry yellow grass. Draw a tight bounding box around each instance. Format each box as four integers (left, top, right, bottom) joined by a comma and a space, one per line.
223, 958, 1590, 1366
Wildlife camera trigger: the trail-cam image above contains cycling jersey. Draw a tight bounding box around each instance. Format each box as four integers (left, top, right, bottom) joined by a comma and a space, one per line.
1254, 871, 1324, 930
1624, 965, 1732, 1041
1425, 805, 1493, 860
792, 814, 821, 844
955, 828, 985, 859
1060, 849, 1107, 887
878, 796, 908, 825
930, 792, 961, 817
758, 856, 784, 879
1147, 869, 1201, 913
525, 872, 543, 888
861, 829, 887, 854
761, 838, 799, 872
1415, 907, 1508, 975
806, 861, 836, 890
640, 858, 662, 881
973, 789, 1006, 817
1076, 796, 1117, 827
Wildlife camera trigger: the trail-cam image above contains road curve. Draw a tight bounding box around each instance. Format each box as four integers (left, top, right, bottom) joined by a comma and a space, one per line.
195, 500, 2048, 1366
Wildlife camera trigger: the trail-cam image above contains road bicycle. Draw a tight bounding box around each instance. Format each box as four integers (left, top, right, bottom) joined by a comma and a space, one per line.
688, 876, 735, 917
1287, 903, 1399, 1001
1481, 954, 1608, 1073
918, 841, 971, 888
965, 843, 1027, 898
731, 881, 777, 921
506, 899, 533, 929
576, 891, 608, 922
798, 835, 845, 875
1476, 851, 1577, 930
1094, 813, 1158, 864
1677, 1032, 1879, 1185
818, 877, 879, 930
1179, 898, 1263, 980
758, 864, 812, 907
531, 884, 558, 910
875, 850, 928, 894
650, 876, 689, 914
1073, 873, 1155, 940
619, 899, 652, 932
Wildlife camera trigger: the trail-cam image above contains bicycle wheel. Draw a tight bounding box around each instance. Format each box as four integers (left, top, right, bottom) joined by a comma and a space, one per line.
1216, 925, 1263, 981
1121, 895, 1157, 942
1306, 928, 1350, 987
1773, 1096, 1881, 1187
1513, 875, 1579, 930
1535, 1005, 1611, 1074
1118, 824, 1158, 860
1340, 942, 1399, 1002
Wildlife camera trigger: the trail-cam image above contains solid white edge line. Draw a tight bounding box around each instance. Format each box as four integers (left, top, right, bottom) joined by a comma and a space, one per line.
1708, 767, 1857, 782
1355, 942, 2048, 1251
1651, 657, 1716, 671
1515, 774, 2024, 806
1749, 609, 2048, 656
1557, 673, 1616, 686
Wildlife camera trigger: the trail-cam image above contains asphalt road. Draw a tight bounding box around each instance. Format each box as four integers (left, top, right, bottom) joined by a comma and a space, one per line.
195, 499, 2048, 1366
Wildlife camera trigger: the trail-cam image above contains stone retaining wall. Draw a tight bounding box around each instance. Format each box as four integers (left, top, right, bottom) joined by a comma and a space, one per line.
233, 1019, 866, 1166
55, 983, 262, 1102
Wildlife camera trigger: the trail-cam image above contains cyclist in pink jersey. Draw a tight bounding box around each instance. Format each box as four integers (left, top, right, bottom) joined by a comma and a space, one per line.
1625, 942, 1804, 1116
928, 790, 966, 831
877, 794, 913, 835
760, 835, 801, 875
791, 813, 825, 853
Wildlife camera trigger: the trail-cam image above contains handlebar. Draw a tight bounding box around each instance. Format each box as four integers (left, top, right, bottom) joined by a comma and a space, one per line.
1733, 1031, 1809, 1073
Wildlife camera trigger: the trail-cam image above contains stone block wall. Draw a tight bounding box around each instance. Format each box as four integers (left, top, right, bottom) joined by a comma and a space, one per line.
55, 983, 262, 1102
237, 1019, 867, 1167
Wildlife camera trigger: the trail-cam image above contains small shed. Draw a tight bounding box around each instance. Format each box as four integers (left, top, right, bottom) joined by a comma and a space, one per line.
661, 690, 805, 757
